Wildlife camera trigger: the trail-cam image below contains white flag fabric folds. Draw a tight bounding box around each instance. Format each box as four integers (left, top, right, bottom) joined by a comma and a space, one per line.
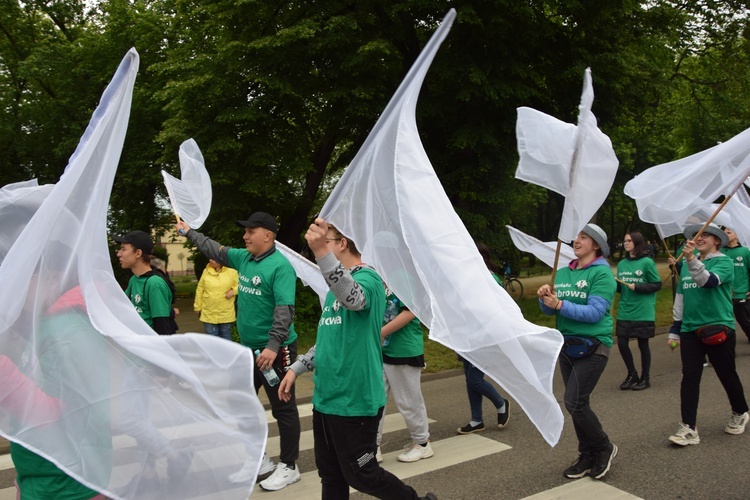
161, 138, 212, 229
0, 50, 266, 500
506, 226, 576, 270
624, 127, 750, 235
516, 69, 619, 242
276, 242, 328, 309
319, 9, 564, 446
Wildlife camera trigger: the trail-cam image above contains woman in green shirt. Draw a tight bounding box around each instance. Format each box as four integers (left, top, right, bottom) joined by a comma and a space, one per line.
616, 231, 662, 390
667, 223, 749, 446
538, 224, 617, 481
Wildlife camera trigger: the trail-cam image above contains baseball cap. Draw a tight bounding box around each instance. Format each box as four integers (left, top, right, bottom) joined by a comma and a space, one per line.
236, 212, 278, 233
113, 230, 154, 255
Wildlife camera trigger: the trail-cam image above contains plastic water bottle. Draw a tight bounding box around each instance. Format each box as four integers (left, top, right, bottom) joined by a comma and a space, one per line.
254, 349, 280, 386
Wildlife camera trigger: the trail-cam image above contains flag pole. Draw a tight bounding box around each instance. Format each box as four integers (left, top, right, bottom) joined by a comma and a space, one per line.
549, 240, 563, 286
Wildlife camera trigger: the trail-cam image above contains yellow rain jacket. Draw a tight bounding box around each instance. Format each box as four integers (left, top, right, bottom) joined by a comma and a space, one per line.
194, 264, 239, 324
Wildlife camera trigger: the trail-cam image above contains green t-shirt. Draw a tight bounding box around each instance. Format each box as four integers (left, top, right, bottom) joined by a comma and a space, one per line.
312, 266, 386, 417
382, 290, 423, 358
226, 247, 297, 350
721, 245, 750, 299
677, 254, 735, 332
12, 306, 111, 500
616, 256, 660, 321
554, 262, 616, 346
125, 273, 173, 326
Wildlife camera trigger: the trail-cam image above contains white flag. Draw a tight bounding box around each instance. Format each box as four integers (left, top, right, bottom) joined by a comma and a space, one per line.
0, 50, 266, 500
516, 69, 619, 242
506, 226, 576, 270
161, 138, 212, 229
319, 9, 564, 446
624, 127, 750, 234
277, 242, 328, 309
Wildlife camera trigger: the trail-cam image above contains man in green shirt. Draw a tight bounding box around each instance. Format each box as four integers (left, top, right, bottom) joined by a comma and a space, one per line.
278, 218, 436, 500
721, 226, 750, 342
177, 212, 300, 490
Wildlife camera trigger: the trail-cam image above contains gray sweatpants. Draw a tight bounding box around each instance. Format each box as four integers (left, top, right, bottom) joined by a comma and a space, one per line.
376, 363, 430, 445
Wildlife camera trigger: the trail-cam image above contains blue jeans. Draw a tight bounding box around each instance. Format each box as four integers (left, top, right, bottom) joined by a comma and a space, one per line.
463, 359, 506, 423
559, 352, 610, 456
204, 322, 232, 340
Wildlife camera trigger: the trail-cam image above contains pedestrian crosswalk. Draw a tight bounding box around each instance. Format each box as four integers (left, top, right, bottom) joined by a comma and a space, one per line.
0, 402, 644, 500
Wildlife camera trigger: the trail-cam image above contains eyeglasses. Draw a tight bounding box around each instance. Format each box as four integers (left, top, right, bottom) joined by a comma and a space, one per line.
325, 238, 342, 242
623, 239, 632, 242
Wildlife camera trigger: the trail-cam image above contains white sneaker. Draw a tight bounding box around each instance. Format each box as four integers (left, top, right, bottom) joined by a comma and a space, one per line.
259, 462, 300, 491
725, 411, 749, 435
668, 423, 700, 446
397, 441, 434, 463
375, 446, 383, 463
258, 453, 276, 476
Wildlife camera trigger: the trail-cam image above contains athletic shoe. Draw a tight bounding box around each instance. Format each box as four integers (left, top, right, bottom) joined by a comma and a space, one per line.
725, 411, 750, 435
631, 377, 650, 391
376, 446, 383, 463
419, 494, 438, 500
669, 423, 700, 446
397, 441, 434, 463
259, 462, 300, 491
563, 454, 594, 479
258, 453, 276, 476
590, 443, 618, 480
498, 399, 510, 428
619, 372, 639, 390
456, 422, 485, 434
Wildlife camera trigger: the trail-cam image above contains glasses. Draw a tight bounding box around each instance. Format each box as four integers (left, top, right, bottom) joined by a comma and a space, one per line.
623, 239, 632, 242
325, 238, 342, 242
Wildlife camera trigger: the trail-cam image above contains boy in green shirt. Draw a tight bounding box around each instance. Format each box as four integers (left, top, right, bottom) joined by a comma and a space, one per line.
279, 219, 436, 500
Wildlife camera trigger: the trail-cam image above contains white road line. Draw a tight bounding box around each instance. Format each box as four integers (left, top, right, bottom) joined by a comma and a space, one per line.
265, 412, 435, 457
0, 454, 12, 472
266, 403, 313, 423
521, 477, 644, 499
269, 433, 511, 499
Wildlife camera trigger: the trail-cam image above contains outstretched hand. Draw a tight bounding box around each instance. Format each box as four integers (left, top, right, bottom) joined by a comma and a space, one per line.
278, 370, 297, 402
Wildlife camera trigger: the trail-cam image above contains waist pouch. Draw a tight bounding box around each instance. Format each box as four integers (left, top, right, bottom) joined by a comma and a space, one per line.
695, 325, 732, 345
562, 336, 601, 359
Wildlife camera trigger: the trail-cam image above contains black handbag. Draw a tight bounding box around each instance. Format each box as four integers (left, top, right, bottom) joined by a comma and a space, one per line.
563, 336, 601, 359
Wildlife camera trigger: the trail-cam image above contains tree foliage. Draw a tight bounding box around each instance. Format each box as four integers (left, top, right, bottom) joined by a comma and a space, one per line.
1, 0, 749, 263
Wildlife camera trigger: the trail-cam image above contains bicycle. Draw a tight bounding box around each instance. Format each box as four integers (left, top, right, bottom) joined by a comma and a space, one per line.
501, 262, 524, 301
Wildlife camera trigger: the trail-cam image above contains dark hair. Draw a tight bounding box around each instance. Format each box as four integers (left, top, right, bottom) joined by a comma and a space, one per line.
476, 242, 499, 274
329, 226, 360, 256
627, 231, 647, 258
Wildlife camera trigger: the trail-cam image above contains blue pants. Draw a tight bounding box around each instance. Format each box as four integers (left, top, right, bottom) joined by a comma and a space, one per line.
203, 322, 232, 340
462, 359, 505, 423
559, 353, 610, 457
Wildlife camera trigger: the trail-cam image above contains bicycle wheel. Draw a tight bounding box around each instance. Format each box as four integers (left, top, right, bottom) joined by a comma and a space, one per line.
504, 278, 524, 301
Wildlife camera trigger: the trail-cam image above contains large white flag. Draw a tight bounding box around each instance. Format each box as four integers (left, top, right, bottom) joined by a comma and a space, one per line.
0, 50, 266, 500
318, 9, 564, 446
506, 226, 576, 270
516, 69, 619, 242
624, 127, 750, 233
162, 138, 212, 229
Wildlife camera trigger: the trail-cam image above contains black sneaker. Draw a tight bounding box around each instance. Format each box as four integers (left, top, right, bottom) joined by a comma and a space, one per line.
456, 422, 485, 434
419, 494, 438, 500
632, 377, 650, 391
590, 442, 618, 480
498, 399, 510, 428
563, 454, 594, 479
619, 373, 638, 390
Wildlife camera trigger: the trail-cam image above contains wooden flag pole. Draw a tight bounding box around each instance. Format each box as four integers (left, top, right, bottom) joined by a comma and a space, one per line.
549, 239, 563, 287
672, 193, 734, 263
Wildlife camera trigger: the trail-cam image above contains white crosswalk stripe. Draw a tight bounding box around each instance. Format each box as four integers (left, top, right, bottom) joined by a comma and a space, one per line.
0, 402, 643, 500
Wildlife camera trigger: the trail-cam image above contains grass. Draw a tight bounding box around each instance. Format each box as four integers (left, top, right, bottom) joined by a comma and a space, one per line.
175, 263, 681, 373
